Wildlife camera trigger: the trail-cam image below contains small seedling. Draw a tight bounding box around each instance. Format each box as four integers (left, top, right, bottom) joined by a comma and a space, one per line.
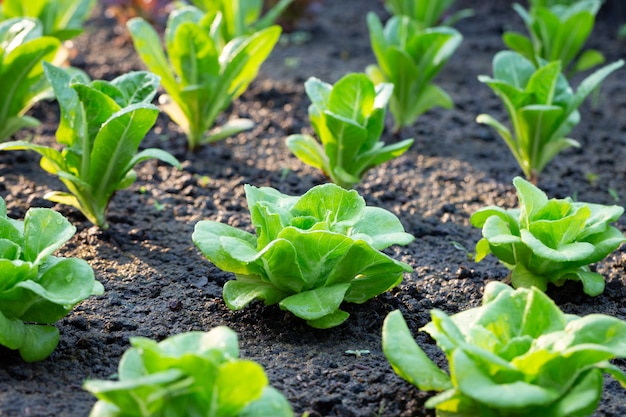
345, 349, 370, 358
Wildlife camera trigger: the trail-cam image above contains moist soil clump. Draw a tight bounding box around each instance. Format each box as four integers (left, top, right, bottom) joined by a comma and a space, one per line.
1, 1, 626, 416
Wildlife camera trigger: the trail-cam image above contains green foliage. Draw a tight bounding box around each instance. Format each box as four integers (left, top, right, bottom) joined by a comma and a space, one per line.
189, 0, 293, 44
0, 18, 60, 142
471, 177, 625, 296
477, 51, 623, 184
366, 12, 462, 132
0, 64, 181, 229
127, 6, 281, 150
286, 73, 414, 189
0, 196, 103, 362
84, 327, 293, 417
384, 0, 473, 29
0, 0, 95, 41
193, 183, 414, 328
503, 0, 605, 76
383, 281, 626, 417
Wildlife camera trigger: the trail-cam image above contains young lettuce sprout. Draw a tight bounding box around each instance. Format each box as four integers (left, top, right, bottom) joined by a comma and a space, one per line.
189, 0, 293, 44
383, 281, 626, 417
0, 18, 60, 142
0, 0, 96, 41
504, 0, 605, 76
0, 63, 181, 229
286, 73, 414, 189
84, 327, 293, 417
471, 176, 626, 297
0, 196, 103, 362
366, 12, 462, 132
127, 5, 281, 150
384, 0, 473, 29
193, 183, 414, 329
477, 51, 623, 184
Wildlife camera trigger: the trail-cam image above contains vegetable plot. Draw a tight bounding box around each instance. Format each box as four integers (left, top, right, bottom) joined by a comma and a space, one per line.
193, 183, 414, 329
471, 176, 625, 296
0, 196, 103, 362
383, 281, 626, 417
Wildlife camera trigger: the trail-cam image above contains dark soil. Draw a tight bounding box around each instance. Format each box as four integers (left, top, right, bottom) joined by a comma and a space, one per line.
1, 1, 626, 416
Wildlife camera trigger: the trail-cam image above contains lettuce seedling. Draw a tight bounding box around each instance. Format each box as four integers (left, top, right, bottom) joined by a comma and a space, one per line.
0, 63, 181, 229
383, 281, 626, 417
190, 0, 293, 44
84, 327, 293, 417
0, 18, 60, 142
286, 73, 414, 189
504, 0, 605, 76
0, 196, 103, 362
477, 51, 623, 184
384, 0, 473, 29
127, 6, 281, 150
471, 177, 626, 296
193, 183, 414, 329
366, 12, 462, 132
0, 0, 95, 41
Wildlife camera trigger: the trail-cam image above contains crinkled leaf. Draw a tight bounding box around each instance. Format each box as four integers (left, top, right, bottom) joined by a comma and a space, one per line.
279, 283, 351, 321
215, 360, 267, 415
23, 207, 75, 265
193, 220, 259, 275
223, 277, 288, 310
351, 206, 414, 250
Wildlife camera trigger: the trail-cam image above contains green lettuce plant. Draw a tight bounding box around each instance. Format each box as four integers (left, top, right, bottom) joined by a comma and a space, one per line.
0, 18, 60, 142
383, 281, 626, 417
0, 0, 95, 41
190, 0, 293, 44
127, 5, 281, 150
193, 183, 414, 329
0, 63, 181, 229
477, 51, 623, 184
384, 0, 473, 29
84, 327, 293, 417
471, 176, 626, 296
0, 196, 103, 362
366, 12, 462, 132
503, 0, 604, 76
286, 73, 414, 189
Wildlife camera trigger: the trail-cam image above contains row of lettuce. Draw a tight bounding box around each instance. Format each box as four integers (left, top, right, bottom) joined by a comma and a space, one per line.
1, 0, 626, 416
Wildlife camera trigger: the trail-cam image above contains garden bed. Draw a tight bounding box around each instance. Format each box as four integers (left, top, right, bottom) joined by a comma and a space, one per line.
1, 1, 626, 416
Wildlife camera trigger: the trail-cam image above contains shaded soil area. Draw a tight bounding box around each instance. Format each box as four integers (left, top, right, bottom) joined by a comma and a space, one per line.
1, 1, 626, 416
